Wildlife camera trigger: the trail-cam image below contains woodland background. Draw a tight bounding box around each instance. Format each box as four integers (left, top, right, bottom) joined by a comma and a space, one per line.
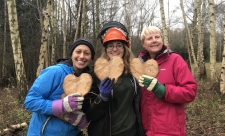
0, 0, 225, 135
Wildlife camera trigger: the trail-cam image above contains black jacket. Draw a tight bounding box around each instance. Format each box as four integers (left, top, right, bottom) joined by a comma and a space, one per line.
81, 72, 145, 136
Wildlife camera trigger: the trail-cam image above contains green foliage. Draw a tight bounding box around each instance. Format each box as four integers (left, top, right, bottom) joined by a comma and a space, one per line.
4, 87, 11, 93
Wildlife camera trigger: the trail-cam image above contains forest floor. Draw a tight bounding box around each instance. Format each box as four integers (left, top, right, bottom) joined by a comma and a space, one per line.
0, 86, 30, 136
1, 73, 225, 135
1, 79, 225, 136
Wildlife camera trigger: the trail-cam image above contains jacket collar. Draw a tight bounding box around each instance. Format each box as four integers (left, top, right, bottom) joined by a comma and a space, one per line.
138, 45, 173, 63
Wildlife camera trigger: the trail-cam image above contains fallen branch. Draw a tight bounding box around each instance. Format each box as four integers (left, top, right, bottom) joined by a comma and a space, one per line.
0, 122, 28, 135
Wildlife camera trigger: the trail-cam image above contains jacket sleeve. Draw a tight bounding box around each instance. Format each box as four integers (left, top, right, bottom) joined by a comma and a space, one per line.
82, 71, 109, 121
24, 66, 64, 115
163, 55, 197, 104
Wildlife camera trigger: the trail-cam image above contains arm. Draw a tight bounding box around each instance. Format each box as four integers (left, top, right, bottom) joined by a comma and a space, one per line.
163, 55, 197, 103
24, 66, 83, 115
24, 66, 63, 115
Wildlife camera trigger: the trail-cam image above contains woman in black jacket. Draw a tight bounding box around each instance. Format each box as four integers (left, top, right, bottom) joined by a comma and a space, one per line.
82, 21, 144, 136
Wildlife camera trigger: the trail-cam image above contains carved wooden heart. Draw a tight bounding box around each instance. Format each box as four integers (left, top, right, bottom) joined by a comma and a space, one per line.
130, 58, 159, 80
94, 56, 124, 83
62, 73, 92, 97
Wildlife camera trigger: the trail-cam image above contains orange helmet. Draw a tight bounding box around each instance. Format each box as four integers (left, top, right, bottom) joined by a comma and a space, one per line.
102, 28, 130, 47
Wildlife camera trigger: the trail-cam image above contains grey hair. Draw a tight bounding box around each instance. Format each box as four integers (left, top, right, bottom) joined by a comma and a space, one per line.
140, 26, 162, 43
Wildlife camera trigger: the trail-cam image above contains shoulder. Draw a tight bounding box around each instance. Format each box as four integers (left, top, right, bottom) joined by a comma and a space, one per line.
40, 64, 73, 76
169, 53, 187, 65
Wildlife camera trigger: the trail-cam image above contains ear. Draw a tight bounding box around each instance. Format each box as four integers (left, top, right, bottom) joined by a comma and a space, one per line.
142, 43, 145, 48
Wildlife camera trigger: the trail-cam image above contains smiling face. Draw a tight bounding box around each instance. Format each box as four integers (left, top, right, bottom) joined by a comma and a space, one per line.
71, 44, 92, 70
105, 41, 124, 59
142, 33, 163, 58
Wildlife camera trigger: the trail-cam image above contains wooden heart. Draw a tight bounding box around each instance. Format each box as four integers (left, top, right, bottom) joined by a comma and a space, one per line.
94, 56, 124, 83
62, 73, 92, 97
130, 58, 159, 80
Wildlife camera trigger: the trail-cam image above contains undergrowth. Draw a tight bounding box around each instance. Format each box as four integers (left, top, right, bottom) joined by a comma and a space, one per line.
0, 78, 225, 135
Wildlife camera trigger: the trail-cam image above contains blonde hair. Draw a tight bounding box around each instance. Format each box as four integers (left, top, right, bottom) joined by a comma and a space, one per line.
101, 45, 135, 74
140, 26, 162, 43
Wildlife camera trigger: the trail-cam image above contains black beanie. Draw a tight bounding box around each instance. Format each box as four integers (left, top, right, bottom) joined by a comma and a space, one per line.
70, 38, 95, 60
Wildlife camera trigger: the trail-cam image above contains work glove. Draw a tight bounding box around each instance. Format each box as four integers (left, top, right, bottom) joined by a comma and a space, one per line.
63, 111, 88, 129
99, 77, 114, 101
139, 75, 165, 98
52, 92, 84, 116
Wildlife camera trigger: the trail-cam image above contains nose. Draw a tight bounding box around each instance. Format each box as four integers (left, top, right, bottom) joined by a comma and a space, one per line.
112, 46, 119, 51
112, 46, 118, 50
80, 52, 84, 58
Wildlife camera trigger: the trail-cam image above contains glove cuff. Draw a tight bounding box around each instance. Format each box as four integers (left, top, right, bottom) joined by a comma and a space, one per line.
153, 83, 165, 99
52, 100, 64, 116
78, 114, 88, 129
100, 94, 109, 101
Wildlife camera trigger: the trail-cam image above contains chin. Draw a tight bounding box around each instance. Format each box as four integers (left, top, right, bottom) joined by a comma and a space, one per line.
76, 65, 87, 70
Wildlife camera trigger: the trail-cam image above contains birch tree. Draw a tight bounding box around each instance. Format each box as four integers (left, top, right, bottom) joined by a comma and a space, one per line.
74, 0, 83, 41
180, 0, 198, 70
6, 0, 28, 98
36, 0, 52, 77
51, 0, 57, 64
62, 0, 67, 58
95, 0, 101, 57
37, 0, 43, 29
2, 0, 7, 80
220, 14, 225, 94
209, 0, 217, 80
159, 0, 169, 46
123, 0, 132, 48
81, 0, 86, 37
197, 0, 206, 79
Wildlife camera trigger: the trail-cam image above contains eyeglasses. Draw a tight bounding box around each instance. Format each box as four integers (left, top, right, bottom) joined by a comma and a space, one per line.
107, 44, 124, 50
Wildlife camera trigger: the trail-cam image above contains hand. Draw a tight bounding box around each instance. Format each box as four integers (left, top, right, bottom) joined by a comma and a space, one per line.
63, 111, 88, 129
99, 77, 114, 101
52, 92, 84, 116
139, 75, 165, 98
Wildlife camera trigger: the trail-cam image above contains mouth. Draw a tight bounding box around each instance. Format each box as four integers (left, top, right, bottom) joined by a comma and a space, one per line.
110, 54, 121, 58
77, 59, 86, 65
150, 44, 159, 47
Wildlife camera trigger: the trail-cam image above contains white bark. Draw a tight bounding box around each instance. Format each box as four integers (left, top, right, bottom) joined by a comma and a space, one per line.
7, 0, 28, 96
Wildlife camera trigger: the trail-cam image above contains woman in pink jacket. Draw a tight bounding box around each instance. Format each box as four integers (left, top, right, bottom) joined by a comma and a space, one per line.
138, 26, 197, 136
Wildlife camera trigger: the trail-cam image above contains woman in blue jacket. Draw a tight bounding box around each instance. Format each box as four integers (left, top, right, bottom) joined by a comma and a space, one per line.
24, 38, 96, 136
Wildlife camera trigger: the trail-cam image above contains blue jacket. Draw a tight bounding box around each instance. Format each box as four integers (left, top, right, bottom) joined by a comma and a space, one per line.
24, 61, 81, 136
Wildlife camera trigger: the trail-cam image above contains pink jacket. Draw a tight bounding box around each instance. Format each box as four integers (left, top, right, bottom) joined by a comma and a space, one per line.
139, 46, 197, 136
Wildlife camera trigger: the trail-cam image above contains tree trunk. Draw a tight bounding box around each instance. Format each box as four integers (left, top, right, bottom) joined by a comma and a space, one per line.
159, 0, 169, 46
220, 14, 225, 94
51, 0, 57, 64
209, 0, 217, 80
62, 0, 67, 58
2, 0, 7, 80
81, 0, 86, 37
36, 0, 43, 29
36, 0, 52, 77
180, 0, 198, 68
197, 0, 207, 80
91, 0, 96, 47
6, 0, 28, 99
74, 0, 83, 41
95, 0, 100, 58
124, 0, 132, 49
